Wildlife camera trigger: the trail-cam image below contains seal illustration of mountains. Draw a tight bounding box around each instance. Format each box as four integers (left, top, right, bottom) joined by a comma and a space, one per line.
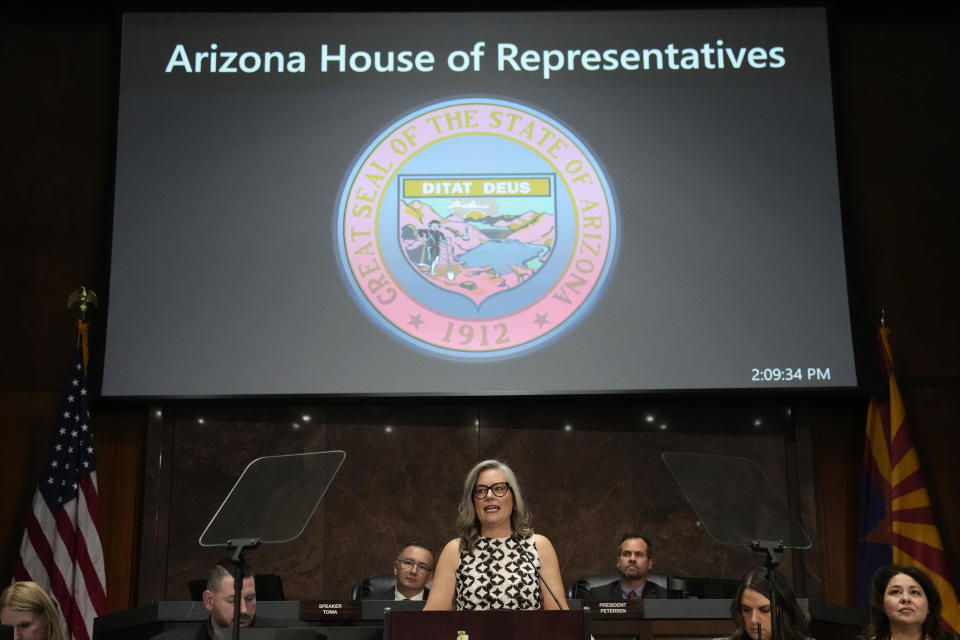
399, 199, 556, 305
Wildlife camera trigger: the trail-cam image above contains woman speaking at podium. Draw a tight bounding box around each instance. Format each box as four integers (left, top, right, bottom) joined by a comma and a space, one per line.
424, 459, 568, 611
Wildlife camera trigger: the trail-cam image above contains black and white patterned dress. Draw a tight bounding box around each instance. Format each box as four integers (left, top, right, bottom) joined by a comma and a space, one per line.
455, 535, 542, 610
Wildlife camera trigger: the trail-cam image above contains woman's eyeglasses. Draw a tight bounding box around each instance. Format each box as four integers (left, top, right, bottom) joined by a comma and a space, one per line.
473, 482, 510, 499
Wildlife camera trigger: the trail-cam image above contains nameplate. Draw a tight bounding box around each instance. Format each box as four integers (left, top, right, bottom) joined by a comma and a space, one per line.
298, 600, 361, 621
584, 599, 645, 619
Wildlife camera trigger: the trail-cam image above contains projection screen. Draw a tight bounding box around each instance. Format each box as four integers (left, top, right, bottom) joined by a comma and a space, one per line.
103, 8, 857, 397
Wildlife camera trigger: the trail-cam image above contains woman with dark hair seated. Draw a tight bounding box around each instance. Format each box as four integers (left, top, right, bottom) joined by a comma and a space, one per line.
863, 564, 953, 640
729, 567, 810, 640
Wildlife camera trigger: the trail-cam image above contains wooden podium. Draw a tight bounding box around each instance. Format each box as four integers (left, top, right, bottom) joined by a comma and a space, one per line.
384, 610, 590, 640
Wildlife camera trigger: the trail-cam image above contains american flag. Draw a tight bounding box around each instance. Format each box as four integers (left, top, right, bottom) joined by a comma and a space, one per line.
14, 320, 108, 640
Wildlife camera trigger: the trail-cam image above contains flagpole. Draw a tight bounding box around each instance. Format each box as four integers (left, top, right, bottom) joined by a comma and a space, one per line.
67, 287, 97, 371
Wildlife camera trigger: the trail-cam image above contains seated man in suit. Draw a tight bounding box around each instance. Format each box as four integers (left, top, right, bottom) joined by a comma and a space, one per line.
368, 542, 435, 601
588, 534, 665, 600
152, 559, 288, 639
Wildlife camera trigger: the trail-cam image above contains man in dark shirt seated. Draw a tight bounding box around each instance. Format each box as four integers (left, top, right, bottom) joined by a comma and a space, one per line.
588, 534, 666, 600
366, 542, 434, 601
152, 559, 288, 639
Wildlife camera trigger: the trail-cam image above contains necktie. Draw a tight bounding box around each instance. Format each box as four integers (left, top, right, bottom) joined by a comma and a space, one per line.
628, 590, 638, 599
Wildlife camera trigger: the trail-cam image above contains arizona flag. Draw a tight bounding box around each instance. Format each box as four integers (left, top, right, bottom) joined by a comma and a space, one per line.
856, 325, 959, 631
14, 319, 108, 640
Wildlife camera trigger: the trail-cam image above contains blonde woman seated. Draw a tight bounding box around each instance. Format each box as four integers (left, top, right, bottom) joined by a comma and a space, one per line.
424, 459, 568, 611
0, 581, 66, 640
863, 564, 954, 640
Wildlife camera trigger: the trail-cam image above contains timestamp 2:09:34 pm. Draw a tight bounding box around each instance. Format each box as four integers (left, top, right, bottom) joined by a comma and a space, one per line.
750, 367, 831, 382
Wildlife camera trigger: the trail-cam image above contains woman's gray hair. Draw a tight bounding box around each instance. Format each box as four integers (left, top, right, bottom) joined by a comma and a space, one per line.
455, 459, 534, 553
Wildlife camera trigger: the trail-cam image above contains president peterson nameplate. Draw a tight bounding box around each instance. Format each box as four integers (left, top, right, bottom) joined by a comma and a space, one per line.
336, 98, 618, 360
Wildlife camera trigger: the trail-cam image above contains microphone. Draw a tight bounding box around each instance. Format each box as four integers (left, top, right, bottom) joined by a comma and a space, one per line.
509, 533, 563, 610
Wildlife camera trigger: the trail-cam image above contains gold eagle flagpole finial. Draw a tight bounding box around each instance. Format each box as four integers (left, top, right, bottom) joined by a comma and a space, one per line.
67, 286, 98, 322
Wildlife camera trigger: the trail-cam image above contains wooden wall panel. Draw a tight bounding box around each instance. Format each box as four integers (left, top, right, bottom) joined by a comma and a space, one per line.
94, 406, 148, 613
0, 18, 114, 391
904, 386, 960, 578
831, 12, 960, 382
809, 400, 867, 607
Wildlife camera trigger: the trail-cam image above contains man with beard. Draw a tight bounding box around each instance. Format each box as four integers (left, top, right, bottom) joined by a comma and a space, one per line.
587, 534, 665, 600
152, 560, 290, 639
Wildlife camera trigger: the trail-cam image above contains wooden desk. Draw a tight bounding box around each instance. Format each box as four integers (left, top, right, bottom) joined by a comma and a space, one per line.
93, 599, 864, 640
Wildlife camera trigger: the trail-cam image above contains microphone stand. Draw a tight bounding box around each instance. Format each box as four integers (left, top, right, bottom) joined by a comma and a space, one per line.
750, 540, 784, 640
227, 537, 261, 640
